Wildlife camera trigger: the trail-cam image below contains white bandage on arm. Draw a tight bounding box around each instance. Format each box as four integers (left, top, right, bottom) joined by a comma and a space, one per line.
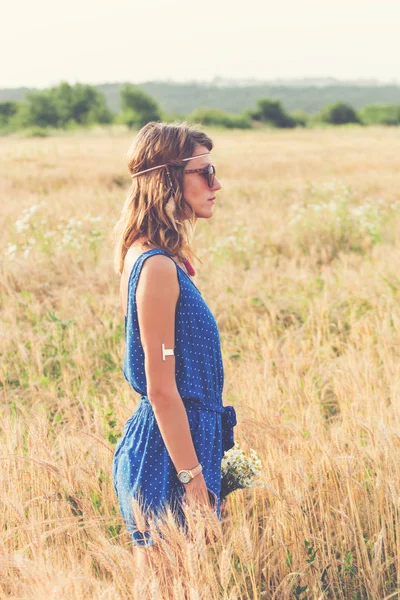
162, 343, 174, 361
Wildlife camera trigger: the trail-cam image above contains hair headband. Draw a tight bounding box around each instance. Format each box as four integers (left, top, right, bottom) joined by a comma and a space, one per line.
130, 152, 210, 179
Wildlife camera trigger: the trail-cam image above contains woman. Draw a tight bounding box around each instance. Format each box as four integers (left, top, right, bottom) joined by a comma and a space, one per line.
112, 121, 237, 556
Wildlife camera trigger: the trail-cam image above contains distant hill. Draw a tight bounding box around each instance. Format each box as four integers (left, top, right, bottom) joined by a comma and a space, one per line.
2, 79, 400, 115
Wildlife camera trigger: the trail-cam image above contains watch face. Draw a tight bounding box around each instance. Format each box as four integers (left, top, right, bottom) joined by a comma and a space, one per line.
179, 471, 191, 484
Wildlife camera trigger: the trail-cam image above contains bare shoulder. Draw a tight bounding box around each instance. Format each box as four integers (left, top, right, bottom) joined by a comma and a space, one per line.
120, 247, 178, 317
138, 253, 179, 296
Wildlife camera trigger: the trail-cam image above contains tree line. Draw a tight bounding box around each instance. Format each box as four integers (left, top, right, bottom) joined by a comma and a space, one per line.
4, 80, 400, 114
1, 81, 400, 135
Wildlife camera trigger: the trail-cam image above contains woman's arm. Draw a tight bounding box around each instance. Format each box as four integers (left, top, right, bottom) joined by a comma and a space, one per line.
136, 254, 210, 506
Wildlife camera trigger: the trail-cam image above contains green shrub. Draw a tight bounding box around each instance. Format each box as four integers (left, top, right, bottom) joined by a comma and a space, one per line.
187, 107, 251, 129
2, 83, 113, 131
359, 104, 400, 125
118, 84, 162, 128
26, 127, 51, 138
290, 110, 309, 127
55, 82, 113, 125
250, 98, 296, 128
318, 102, 360, 125
0, 101, 20, 127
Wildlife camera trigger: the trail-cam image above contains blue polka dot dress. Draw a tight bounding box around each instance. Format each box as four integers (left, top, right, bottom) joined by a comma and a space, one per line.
112, 248, 237, 546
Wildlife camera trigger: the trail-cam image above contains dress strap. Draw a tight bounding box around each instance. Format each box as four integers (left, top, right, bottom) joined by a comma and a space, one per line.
129, 248, 172, 289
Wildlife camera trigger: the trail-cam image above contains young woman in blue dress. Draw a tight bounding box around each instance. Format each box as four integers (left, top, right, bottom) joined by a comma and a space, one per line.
113, 121, 225, 564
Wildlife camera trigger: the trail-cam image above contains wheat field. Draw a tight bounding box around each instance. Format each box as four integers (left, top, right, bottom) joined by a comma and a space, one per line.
1, 126, 400, 599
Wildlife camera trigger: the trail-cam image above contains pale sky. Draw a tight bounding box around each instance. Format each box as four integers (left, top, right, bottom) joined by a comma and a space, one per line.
2, 0, 400, 89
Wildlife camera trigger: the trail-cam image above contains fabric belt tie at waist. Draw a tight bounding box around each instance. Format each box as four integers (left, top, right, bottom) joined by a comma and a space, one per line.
139, 394, 237, 453
220, 405, 237, 453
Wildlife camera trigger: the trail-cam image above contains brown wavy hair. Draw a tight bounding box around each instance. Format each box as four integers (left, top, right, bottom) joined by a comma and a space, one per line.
113, 121, 213, 275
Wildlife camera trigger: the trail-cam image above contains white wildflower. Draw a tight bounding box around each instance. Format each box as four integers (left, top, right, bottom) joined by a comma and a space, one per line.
221, 442, 264, 501
6, 243, 17, 256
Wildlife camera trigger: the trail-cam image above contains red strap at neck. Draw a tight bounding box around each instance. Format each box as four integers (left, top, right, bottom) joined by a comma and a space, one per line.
183, 258, 195, 276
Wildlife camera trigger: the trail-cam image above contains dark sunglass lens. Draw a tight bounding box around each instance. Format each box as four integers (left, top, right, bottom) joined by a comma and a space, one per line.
208, 165, 215, 187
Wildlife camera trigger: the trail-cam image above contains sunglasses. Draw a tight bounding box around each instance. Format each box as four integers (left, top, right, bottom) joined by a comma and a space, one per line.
184, 164, 216, 188
130, 152, 217, 189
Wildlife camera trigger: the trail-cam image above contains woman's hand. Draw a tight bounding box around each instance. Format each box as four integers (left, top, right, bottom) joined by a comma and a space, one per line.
182, 473, 214, 511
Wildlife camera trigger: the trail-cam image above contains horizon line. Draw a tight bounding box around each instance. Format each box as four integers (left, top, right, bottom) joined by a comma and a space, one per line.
1, 75, 400, 92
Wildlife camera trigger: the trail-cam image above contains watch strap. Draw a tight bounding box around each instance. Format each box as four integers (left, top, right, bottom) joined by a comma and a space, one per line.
188, 463, 202, 478
177, 463, 202, 481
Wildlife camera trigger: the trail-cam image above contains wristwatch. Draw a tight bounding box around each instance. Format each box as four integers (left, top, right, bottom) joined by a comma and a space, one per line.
177, 463, 203, 484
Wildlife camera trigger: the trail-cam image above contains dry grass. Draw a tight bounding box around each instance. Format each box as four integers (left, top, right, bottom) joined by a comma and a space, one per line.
1, 126, 400, 599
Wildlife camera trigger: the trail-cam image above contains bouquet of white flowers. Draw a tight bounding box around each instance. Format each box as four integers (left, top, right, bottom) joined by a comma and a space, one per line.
220, 441, 264, 505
